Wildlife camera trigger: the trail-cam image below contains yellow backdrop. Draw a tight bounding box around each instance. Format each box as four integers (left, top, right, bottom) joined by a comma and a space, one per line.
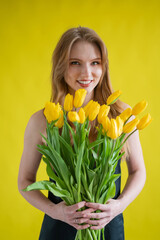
1, 0, 159, 239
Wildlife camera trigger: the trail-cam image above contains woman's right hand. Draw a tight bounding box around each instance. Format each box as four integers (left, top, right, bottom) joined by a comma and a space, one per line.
52, 201, 94, 230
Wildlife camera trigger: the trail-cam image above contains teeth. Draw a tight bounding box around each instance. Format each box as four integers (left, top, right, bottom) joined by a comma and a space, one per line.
78, 80, 92, 84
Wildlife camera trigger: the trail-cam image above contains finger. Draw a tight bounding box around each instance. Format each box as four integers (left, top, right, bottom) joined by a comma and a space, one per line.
72, 217, 89, 225
75, 208, 95, 218
67, 201, 86, 213
87, 217, 107, 226
72, 223, 90, 230
90, 223, 107, 230
85, 202, 108, 211
83, 211, 107, 219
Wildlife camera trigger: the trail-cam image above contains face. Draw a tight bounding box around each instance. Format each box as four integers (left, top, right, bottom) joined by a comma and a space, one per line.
64, 40, 103, 96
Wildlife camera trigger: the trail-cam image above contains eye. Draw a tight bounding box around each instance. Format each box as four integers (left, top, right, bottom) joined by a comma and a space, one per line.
70, 61, 80, 65
92, 61, 100, 65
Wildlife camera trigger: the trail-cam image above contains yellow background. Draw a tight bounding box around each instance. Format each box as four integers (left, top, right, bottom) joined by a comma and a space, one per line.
1, 0, 159, 239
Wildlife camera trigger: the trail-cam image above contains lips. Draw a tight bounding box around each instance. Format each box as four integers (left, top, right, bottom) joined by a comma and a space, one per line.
77, 80, 93, 88
77, 80, 93, 86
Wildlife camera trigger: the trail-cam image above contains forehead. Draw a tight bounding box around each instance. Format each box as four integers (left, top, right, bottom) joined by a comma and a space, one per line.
69, 40, 101, 59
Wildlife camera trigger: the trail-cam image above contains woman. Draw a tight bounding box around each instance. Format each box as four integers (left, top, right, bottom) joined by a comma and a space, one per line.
18, 27, 146, 240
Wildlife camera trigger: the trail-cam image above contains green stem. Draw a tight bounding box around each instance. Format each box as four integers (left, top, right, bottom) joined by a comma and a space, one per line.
102, 228, 105, 240
90, 229, 97, 240
96, 139, 116, 201
124, 114, 133, 125
122, 129, 137, 146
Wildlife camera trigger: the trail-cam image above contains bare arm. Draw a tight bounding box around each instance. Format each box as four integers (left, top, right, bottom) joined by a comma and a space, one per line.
117, 129, 146, 211
18, 110, 55, 216
18, 110, 91, 229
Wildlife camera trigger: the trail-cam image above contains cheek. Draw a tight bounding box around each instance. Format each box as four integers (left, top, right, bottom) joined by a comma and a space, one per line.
67, 68, 78, 79
94, 67, 103, 78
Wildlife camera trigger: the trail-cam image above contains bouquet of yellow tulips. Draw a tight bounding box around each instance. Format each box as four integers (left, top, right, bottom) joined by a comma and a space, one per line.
23, 89, 152, 240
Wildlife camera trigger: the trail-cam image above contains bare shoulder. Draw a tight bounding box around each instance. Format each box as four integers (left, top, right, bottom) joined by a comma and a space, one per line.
120, 100, 131, 110
29, 108, 46, 128
25, 109, 47, 144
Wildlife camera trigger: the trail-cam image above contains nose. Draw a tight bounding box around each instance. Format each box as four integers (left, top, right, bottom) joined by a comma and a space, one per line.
81, 63, 92, 79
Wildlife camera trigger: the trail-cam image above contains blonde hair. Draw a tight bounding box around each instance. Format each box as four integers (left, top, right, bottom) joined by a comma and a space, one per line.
50, 26, 128, 158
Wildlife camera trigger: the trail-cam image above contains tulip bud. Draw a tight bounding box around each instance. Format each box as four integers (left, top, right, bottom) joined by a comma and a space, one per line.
119, 108, 132, 122
137, 113, 152, 130
78, 108, 85, 124
73, 89, 87, 108
116, 116, 124, 136
55, 110, 64, 128
83, 100, 93, 117
88, 101, 100, 121
101, 116, 111, 132
107, 119, 118, 139
107, 90, 122, 105
44, 102, 61, 123
132, 100, 148, 115
64, 93, 73, 111
98, 105, 110, 124
68, 111, 80, 123
123, 117, 139, 133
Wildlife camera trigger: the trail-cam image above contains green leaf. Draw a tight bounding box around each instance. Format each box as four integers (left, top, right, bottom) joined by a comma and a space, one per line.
90, 149, 98, 160
58, 134, 76, 178
99, 186, 108, 203
22, 180, 71, 199
52, 127, 60, 154
109, 173, 121, 183
88, 178, 94, 197
43, 157, 66, 189
59, 135, 75, 158
65, 121, 78, 153
61, 115, 71, 144
71, 184, 78, 203
112, 151, 125, 165
39, 133, 71, 185
104, 182, 116, 203
75, 141, 85, 201
37, 145, 62, 177
86, 165, 95, 184
88, 139, 103, 150
81, 172, 92, 201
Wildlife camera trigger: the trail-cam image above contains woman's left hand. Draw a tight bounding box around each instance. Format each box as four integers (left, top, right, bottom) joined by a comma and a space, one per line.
83, 199, 123, 230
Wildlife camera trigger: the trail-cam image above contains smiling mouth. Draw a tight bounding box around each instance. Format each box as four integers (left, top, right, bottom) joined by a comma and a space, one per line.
77, 80, 93, 85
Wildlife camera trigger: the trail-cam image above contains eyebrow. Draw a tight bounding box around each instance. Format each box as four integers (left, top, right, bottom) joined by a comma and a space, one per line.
69, 57, 101, 61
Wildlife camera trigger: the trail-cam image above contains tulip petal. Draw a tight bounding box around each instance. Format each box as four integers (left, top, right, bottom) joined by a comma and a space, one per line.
107, 90, 122, 105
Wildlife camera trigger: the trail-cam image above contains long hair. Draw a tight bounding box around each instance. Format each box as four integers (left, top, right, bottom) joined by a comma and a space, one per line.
50, 26, 128, 157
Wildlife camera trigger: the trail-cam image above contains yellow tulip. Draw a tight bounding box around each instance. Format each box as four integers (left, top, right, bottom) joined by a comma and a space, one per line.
123, 117, 139, 133
101, 116, 111, 132
68, 111, 80, 123
119, 108, 132, 122
98, 104, 110, 124
116, 116, 124, 136
78, 108, 85, 124
132, 100, 148, 115
106, 90, 122, 105
64, 93, 73, 111
55, 110, 64, 128
73, 89, 87, 108
44, 102, 61, 123
137, 113, 152, 130
88, 101, 100, 121
107, 119, 118, 139
83, 100, 93, 117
